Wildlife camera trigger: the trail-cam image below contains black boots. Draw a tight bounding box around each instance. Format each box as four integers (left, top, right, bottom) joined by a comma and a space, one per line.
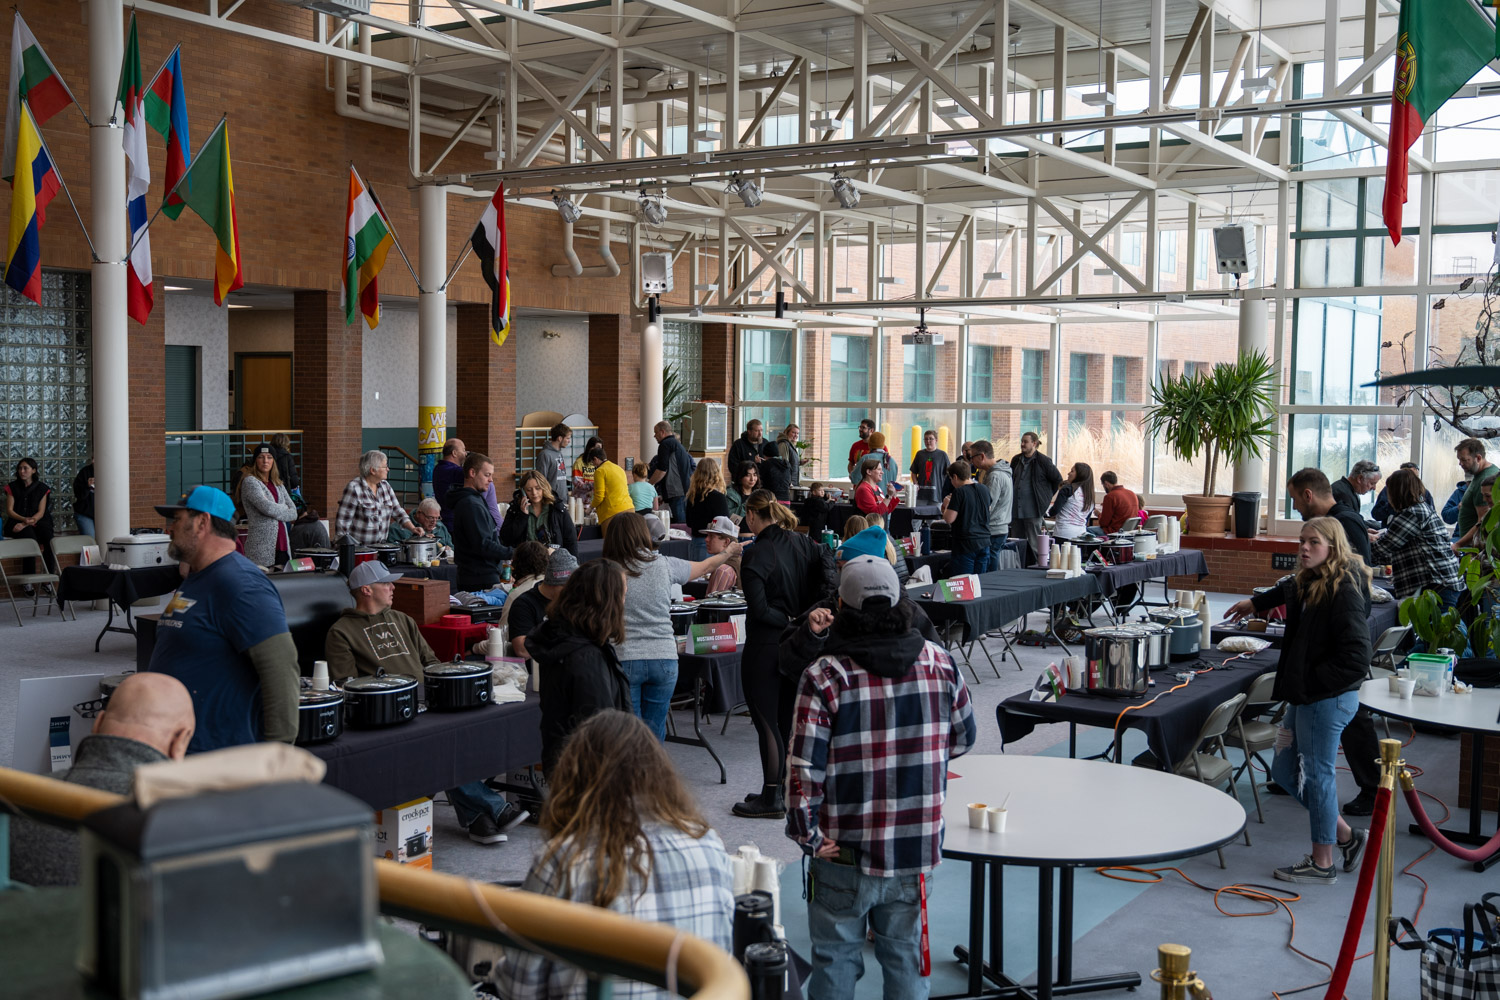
732, 783, 786, 819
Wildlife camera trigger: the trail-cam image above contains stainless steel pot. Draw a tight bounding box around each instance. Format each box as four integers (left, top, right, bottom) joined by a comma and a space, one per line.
1081, 626, 1150, 697
401, 537, 439, 565
1149, 608, 1202, 661
1135, 621, 1173, 670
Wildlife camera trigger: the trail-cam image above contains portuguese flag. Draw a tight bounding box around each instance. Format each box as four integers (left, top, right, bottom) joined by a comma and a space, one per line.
1383, 0, 1497, 244
178, 119, 244, 305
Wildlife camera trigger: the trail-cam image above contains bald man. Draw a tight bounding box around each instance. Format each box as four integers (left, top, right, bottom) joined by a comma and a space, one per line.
9, 673, 195, 886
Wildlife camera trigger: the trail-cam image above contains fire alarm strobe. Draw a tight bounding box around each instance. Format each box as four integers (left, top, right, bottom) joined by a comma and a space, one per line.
640, 252, 674, 294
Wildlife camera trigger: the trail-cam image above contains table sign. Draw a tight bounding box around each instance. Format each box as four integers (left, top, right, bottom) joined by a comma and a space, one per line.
690, 622, 738, 654
937, 573, 981, 602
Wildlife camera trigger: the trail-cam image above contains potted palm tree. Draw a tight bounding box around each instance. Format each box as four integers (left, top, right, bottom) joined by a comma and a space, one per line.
1146, 352, 1279, 536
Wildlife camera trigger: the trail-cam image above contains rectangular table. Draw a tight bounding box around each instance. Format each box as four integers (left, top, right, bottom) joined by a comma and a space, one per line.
995, 647, 1280, 766
1210, 588, 1401, 649
1086, 548, 1209, 616
793, 501, 939, 539
58, 564, 181, 651
307, 696, 542, 810
905, 548, 1021, 581
668, 646, 744, 784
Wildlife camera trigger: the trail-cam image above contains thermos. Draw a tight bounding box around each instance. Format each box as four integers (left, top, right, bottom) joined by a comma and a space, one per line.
732, 892, 776, 960
743, 941, 789, 1000
337, 537, 355, 577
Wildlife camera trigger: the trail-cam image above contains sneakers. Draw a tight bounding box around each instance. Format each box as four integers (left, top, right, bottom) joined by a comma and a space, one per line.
1274, 856, 1337, 885
467, 814, 508, 845
1265, 781, 1290, 796
494, 801, 530, 835
1338, 828, 1368, 873
1343, 791, 1376, 817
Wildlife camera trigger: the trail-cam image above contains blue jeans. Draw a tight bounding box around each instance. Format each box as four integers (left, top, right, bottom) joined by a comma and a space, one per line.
75, 515, 95, 541
1086, 526, 1106, 537
948, 548, 985, 576
689, 536, 708, 561
985, 533, 1009, 572
667, 496, 687, 524
447, 780, 509, 830
621, 657, 678, 740
807, 858, 928, 1000
1270, 691, 1359, 845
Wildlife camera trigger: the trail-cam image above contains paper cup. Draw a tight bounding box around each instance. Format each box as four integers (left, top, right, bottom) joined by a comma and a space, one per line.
987, 807, 1008, 833
966, 803, 988, 829
1387, 675, 1402, 694
1397, 678, 1416, 699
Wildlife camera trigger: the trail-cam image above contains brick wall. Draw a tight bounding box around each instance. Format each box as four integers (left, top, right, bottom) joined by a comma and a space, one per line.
1458, 735, 1500, 811
129, 280, 167, 528
588, 313, 642, 466
455, 304, 517, 483
1165, 534, 1300, 594
292, 291, 362, 514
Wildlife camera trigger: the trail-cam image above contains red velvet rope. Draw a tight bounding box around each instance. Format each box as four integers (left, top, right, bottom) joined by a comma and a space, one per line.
1403, 785, 1500, 862
1324, 785, 1392, 1000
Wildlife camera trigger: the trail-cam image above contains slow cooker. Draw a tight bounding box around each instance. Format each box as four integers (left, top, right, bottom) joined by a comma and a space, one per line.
1081, 625, 1151, 697
670, 602, 699, 636
423, 662, 493, 711
293, 548, 339, 571
1124, 530, 1157, 558
1102, 536, 1135, 565
401, 537, 440, 565
295, 689, 345, 745
369, 543, 402, 568
697, 596, 748, 625
342, 672, 419, 728
1149, 607, 1202, 661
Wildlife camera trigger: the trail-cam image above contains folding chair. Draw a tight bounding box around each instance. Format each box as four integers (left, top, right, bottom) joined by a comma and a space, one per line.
0, 538, 64, 626
1223, 672, 1281, 823
49, 535, 97, 619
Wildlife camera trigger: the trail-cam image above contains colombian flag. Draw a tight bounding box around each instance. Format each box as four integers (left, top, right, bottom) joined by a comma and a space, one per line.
471, 184, 511, 347
145, 47, 192, 220
5, 103, 60, 303
180, 120, 243, 304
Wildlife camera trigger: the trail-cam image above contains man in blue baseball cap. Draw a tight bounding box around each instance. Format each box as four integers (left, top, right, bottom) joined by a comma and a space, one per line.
147, 485, 300, 752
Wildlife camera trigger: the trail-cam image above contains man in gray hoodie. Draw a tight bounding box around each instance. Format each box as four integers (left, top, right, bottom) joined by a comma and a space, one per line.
970, 440, 1013, 571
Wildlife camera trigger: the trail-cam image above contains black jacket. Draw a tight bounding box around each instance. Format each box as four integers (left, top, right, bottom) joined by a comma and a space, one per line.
728, 433, 764, 471
1010, 450, 1062, 520
1331, 477, 1361, 518
451, 486, 510, 591
800, 495, 835, 540
740, 523, 837, 644
1327, 502, 1374, 574
525, 617, 631, 771
272, 446, 301, 492
72, 463, 94, 520
686, 490, 730, 535
758, 443, 792, 501
777, 595, 940, 680
499, 495, 579, 557
1252, 570, 1373, 705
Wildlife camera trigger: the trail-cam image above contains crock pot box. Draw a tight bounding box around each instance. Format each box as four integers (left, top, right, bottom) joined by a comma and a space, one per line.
375, 797, 433, 869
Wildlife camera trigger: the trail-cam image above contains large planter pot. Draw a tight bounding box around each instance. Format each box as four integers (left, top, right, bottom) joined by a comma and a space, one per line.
1183, 494, 1233, 536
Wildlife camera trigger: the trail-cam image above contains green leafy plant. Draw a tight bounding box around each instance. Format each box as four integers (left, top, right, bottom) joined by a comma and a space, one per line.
662, 364, 692, 424
1144, 351, 1280, 497
1456, 500, 1500, 658
1398, 588, 1470, 656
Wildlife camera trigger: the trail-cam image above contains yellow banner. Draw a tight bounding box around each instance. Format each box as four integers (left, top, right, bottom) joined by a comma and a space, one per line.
418, 406, 447, 488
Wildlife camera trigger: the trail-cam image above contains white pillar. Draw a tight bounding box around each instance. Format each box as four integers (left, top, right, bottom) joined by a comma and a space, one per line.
641, 320, 664, 458
418, 184, 448, 493
1234, 294, 1270, 494
90, 0, 129, 540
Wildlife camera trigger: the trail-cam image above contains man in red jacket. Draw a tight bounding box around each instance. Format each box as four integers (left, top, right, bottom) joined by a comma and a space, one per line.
1097, 471, 1141, 534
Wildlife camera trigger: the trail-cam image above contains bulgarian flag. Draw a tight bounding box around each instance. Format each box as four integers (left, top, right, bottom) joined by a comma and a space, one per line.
145, 47, 192, 220
3, 13, 77, 185
471, 184, 512, 347
1383, 0, 1497, 243
178, 119, 244, 304
343, 166, 393, 328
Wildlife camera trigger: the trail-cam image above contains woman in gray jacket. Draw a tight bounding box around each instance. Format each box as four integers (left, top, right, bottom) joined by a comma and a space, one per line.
239, 443, 298, 567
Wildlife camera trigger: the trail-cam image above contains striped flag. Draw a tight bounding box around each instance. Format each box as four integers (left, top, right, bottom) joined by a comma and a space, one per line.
471, 184, 511, 347
3, 14, 77, 185
5, 104, 62, 303
179, 119, 244, 304
145, 47, 191, 219
343, 166, 394, 328
118, 13, 152, 323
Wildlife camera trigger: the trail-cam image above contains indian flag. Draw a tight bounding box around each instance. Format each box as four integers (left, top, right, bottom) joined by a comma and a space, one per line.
3, 13, 76, 185
343, 166, 393, 328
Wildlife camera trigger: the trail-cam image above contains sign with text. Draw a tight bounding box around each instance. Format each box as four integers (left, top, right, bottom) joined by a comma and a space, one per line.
689, 622, 738, 654
1271, 553, 1297, 570
937, 573, 981, 602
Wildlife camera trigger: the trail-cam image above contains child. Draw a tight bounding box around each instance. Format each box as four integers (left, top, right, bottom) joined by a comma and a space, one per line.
802, 481, 835, 542
628, 461, 658, 513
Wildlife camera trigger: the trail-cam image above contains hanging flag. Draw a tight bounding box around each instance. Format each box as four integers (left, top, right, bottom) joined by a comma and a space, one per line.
178, 120, 244, 304
118, 12, 152, 323
470, 184, 511, 347
5, 104, 61, 303
3, 13, 78, 185
343, 166, 394, 328
1383, 0, 1497, 243
145, 47, 192, 219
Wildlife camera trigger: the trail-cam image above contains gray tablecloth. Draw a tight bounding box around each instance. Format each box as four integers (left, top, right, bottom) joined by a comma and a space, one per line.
1086, 548, 1209, 598
912, 569, 1102, 643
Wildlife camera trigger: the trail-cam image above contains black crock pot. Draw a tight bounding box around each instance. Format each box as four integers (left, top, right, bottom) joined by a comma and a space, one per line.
296, 689, 345, 745
342, 672, 419, 728
369, 543, 402, 568
424, 662, 493, 711
293, 548, 339, 571
670, 602, 699, 636
697, 596, 748, 625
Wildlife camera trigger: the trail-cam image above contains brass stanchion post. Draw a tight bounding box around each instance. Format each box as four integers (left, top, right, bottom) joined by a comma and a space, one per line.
1150, 943, 1210, 999
1372, 738, 1403, 1000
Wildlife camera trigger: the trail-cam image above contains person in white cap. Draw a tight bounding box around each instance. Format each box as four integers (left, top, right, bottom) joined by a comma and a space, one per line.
786, 555, 975, 1000
701, 515, 742, 592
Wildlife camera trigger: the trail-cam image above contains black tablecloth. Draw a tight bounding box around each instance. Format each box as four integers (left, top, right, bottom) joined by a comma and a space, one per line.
1210, 591, 1401, 649
996, 647, 1280, 766
1086, 548, 1209, 599
913, 569, 1102, 642
307, 696, 542, 810
58, 564, 181, 608
389, 562, 459, 587
904, 548, 1020, 580
676, 646, 744, 714
577, 538, 691, 563
795, 502, 940, 539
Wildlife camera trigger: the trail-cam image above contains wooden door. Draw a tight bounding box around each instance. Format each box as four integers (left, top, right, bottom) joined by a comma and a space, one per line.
239, 355, 293, 429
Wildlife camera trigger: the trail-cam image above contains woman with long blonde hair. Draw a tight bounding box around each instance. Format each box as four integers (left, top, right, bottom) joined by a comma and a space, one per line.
1227, 516, 1373, 885
684, 457, 729, 560
500, 468, 579, 556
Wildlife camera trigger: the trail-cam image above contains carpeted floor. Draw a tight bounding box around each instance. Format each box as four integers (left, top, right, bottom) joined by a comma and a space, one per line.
3, 587, 1491, 999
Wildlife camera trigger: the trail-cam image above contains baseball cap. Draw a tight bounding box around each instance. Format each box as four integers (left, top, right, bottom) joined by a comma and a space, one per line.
347, 561, 404, 590
155, 485, 235, 523
839, 555, 900, 611
647, 516, 669, 544
838, 526, 889, 564
545, 548, 579, 586
702, 515, 738, 539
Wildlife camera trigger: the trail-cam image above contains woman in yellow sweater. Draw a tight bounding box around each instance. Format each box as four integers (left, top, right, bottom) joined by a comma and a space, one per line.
586, 440, 634, 525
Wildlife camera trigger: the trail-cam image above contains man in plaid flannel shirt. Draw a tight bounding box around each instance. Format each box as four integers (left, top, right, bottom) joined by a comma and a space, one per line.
786, 555, 976, 1000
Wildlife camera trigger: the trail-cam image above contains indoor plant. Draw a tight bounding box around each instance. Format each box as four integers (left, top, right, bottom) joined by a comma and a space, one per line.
1145, 351, 1279, 536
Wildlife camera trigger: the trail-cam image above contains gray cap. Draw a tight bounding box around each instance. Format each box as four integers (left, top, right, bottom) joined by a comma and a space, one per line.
647, 515, 670, 543
545, 548, 579, 586
702, 515, 738, 539
838, 555, 900, 611
348, 560, 405, 591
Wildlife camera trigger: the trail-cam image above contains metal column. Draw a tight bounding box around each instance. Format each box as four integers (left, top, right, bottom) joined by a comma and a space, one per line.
418, 183, 448, 491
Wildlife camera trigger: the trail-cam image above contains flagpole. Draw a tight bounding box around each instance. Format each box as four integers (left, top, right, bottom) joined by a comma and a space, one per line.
125, 113, 224, 259
364, 178, 424, 292
26, 104, 98, 261
13, 11, 93, 126
146, 44, 180, 95
441, 239, 474, 291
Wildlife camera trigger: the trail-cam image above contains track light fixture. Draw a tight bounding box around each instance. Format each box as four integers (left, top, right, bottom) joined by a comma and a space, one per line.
830, 173, 860, 209
638, 188, 668, 226
552, 192, 582, 224
727, 175, 763, 208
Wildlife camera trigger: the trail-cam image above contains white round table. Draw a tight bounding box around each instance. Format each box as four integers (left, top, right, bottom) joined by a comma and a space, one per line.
1359, 678, 1500, 871
939, 755, 1246, 1000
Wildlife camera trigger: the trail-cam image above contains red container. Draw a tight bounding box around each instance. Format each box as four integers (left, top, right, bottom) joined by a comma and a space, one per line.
419, 620, 489, 662
353, 549, 378, 566
440, 614, 472, 627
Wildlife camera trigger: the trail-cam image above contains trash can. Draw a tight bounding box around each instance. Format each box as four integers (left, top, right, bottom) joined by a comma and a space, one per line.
1232, 491, 1261, 538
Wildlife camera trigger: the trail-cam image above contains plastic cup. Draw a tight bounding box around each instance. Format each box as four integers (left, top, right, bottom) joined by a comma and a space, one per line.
966, 803, 988, 829
987, 807, 1008, 833
1387, 675, 1402, 694
1397, 678, 1416, 699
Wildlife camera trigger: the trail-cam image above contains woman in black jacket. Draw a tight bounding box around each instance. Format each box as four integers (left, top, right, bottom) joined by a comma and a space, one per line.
684, 458, 730, 560
733, 489, 837, 818
1227, 516, 1373, 885
523, 559, 632, 772
500, 470, 579, 557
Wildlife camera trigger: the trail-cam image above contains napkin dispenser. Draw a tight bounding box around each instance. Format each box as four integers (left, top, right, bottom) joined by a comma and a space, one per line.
78, 782, 382, 1000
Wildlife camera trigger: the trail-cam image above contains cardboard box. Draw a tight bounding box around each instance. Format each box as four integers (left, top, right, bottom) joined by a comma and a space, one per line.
374, 797, 433, 869
392, 577, 450, 625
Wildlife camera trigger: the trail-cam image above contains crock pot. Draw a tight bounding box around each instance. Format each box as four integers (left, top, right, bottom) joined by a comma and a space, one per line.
1125, 530, 1158, 557
1149, 607, 1202, 661
1134, 620, 1173, 669
423, 662, 493, 711
696, 596, 748, 625
670, 602, 699, 636
1102, 536, 1135, 564
296, 689, 345, 745
293, 548, 339, 571
401, 537, 439, 566
370, 542, 402, 568
342, 672, 419, 728
1081, 625, 1151, 697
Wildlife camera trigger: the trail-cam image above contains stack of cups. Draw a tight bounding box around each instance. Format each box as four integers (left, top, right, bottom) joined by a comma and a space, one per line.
311, 660, 330, 691
752, 856, 781, 927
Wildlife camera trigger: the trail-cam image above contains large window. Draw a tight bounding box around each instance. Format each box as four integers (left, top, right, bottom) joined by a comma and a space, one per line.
968, 345, 993, 444
1021, 349, 1045, 437
740, 328, 792, 432
1068, 353, 1089, 431
829, 335, 871, 470
1159, 231, 1178, 276
903, 342, 935, 401
1111, 356, 1130, 429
